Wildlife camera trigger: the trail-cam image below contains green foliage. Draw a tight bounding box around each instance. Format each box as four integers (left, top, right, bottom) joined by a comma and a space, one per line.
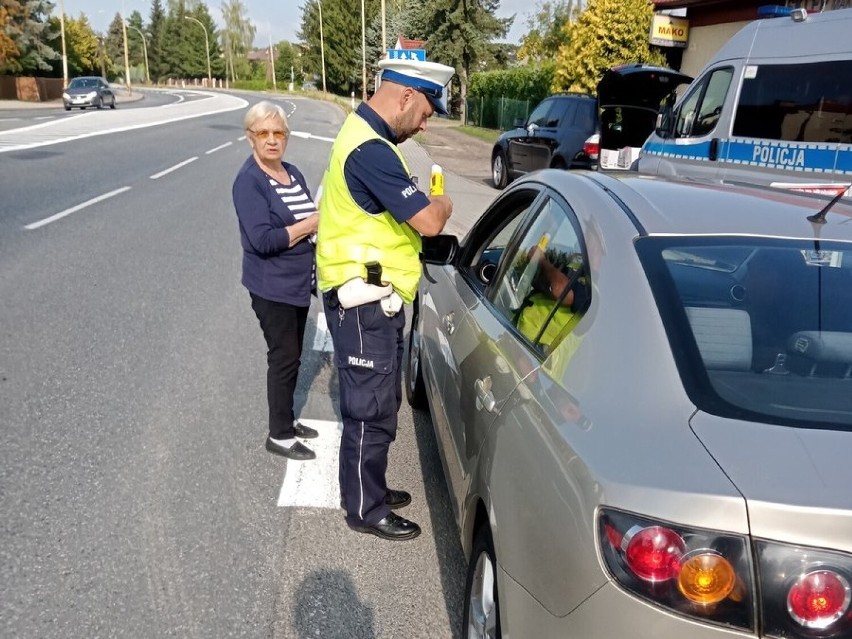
518, 0, 580, 63
274, 40, 303, 87
553, 0, 666, 94
0, 0, 59, 74
468, 63, 555, 104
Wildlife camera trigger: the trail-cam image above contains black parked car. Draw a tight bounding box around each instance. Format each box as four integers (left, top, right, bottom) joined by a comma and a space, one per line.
62, 76, 116, 111
491, 93, 598, 189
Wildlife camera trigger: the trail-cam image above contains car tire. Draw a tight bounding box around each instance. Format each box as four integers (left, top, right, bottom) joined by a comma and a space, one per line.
550, 157, 567, 170
64, 105, 71, 111
463, 525, 502, 639
96, 97, 103, 110
491, 151, 508, 190
405, 302, 428, 410
110, 98, 116, 109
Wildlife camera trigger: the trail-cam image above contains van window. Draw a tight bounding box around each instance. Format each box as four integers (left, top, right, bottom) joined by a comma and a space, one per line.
674, 68, 734, 137
733, 60, 852, 144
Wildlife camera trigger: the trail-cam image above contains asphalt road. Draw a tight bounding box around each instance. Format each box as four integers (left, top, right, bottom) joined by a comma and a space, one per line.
0, 90, 466, 638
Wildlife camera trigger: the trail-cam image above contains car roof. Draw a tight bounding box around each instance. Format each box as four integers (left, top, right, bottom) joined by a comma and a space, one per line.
538, 170, 852, 241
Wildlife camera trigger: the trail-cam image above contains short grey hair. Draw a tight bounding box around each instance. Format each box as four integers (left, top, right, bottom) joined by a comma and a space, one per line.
244, 100, 289, 132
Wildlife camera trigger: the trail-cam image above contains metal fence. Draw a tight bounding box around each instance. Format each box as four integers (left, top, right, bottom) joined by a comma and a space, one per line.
465, 96, 532, 131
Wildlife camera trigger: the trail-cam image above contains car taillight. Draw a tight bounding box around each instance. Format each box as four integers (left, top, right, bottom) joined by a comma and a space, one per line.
787, 570, 851, 629
583, 135, 600, 161
757, 540, 852, 638
599, 508, 754, 632
623, 525, 685, 581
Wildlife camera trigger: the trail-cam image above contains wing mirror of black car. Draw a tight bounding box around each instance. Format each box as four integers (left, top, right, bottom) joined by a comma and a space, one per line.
655, 104, 675, 139
513, 118, 525, 129
421, 234, 459, 265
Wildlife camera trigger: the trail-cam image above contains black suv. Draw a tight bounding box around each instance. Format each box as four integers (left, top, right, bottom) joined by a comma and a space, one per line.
491, 93, 598, 189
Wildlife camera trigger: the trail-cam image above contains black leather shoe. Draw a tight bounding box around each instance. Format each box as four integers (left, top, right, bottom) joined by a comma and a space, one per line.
293, 422, 318, 439
265, 437, 316, 460
385, 489, 411, 510
349, 512, 421, 541
340, 489, 412, 511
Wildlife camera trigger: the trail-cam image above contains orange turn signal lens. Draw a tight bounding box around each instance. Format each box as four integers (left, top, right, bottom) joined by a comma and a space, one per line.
677, 550, 736, 605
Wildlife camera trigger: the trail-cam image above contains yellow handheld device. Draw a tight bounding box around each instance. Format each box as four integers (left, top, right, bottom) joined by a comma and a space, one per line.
430, 164, 444, 196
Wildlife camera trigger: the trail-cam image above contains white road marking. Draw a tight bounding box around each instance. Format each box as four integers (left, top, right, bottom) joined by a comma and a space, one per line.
277, 419, 343, 508
149, 156, 198, 179
205, 141, 232, 154
34, 116, 55, 121
0, 118, 21, 122
24, 186, 131, 230
290, 131, 335, 143
312, 311, 335, 352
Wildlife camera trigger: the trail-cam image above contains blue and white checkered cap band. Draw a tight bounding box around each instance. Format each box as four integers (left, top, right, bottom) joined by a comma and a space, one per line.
380, 69, 443, 98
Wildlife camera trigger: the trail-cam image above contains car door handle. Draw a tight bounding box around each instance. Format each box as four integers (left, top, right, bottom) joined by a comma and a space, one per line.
474, 376, 497, 413
443, 312, 455, 335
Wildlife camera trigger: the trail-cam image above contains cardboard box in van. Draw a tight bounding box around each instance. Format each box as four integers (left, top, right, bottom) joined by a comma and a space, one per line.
638, 8, 852, 198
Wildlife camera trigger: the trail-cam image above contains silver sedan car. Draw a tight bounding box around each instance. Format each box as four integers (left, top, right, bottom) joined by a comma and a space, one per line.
406, 170, 852, 638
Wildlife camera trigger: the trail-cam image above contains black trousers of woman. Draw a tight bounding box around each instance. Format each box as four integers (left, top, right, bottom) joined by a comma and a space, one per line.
250, 293, 309, 440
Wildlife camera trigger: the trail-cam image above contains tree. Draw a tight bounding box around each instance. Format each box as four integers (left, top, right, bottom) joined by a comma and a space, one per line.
415, 0, 512, 120
46, 13, 102, 77
0, 0, 59, 75
517, 0, 580, 63
298, 0, 371, 95
220, 0, 255, 82
552, 0, 666, 94
274, 40, 302, 88
148, 0, 167, 82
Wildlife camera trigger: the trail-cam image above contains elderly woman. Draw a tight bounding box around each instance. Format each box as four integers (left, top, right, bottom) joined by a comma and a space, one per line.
232, 100, 319, 461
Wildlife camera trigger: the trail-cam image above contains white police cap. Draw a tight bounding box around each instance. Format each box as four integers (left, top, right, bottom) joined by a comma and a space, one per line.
378, 58, 455, 115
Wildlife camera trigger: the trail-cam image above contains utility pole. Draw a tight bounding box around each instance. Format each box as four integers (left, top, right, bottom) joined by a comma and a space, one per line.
58, 0, 68, 85
267, 26, 277, 91
121, 0, 131, 93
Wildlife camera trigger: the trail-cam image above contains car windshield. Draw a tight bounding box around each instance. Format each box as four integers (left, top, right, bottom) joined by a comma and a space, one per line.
68, 78, 98, 89
638, 236, 852, 430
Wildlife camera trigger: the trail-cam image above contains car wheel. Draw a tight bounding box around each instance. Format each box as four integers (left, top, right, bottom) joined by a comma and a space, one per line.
110, 98, 116, 109
463, 525, 501, 639
96, 97, 103, 110
491, 151, 508, 190
550, 157, 567, 170
64, 105, 71, 111
405, 303, 428, 410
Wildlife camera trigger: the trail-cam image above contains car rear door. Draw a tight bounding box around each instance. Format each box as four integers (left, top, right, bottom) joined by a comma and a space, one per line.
508, 98, 555, 175
526, 99, 572, 171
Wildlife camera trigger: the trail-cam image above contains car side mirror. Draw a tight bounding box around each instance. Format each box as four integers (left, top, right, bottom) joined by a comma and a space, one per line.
421, 234, 459, 265
513, 118, 525, 129
655, 104, 675, 139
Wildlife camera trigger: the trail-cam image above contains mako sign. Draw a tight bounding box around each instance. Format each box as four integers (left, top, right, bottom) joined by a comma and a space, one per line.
650, 14, 689, 48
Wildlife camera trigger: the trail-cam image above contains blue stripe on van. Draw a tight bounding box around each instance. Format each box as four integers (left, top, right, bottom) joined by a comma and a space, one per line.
643, 138, 851, 175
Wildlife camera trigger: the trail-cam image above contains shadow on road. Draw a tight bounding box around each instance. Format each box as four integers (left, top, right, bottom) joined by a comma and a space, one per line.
294, 569, 376, 639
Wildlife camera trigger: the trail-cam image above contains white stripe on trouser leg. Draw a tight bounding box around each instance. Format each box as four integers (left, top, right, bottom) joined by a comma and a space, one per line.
356, 306, 366, 521
358, 421, 365, 520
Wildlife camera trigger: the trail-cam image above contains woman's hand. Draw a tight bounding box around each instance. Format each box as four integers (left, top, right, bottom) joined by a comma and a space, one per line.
288, 212, 319, 247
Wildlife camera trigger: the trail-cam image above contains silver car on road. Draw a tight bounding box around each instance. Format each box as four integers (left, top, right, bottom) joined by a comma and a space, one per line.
406, 171, 852, 638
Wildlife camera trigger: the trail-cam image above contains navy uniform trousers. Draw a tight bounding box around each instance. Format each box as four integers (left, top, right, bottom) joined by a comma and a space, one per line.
323, 291, 406, 527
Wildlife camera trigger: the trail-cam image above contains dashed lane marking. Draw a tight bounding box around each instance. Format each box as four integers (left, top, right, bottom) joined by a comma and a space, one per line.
277, 419, 343, 508
205, 141, 232, 154
24, 186, 131, 230
149, 156, 198, 180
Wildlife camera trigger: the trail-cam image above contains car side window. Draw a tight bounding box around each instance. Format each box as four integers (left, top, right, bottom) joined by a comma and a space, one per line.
463, 189, 541, 289
546, 100, 571, 128
490, 196, 589, 355
528, 100, 554, 128
675, 68, 733, 137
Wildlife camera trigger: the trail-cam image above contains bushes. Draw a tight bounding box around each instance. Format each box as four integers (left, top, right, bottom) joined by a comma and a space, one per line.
468, 63, 555, 106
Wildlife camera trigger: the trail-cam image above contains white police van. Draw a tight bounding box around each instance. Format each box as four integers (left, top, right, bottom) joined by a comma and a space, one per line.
638, 7, 852, 198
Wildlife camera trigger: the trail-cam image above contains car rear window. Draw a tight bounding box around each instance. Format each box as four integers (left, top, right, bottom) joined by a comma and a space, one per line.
637, 236, 852, 430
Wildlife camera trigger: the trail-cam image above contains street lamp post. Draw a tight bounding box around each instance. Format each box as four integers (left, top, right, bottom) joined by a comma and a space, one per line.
317, 0, 327, 95
184, 15, 212, 87
57, 0, 68, 86
121, 0, 131, 91
125, 23, 150, 84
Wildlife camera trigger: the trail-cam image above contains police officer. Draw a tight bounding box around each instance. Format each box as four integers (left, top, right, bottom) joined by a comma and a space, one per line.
316, 58, 455, 541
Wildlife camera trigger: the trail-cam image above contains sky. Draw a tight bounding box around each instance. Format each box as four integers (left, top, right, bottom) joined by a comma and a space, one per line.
65, 0, 530, 47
